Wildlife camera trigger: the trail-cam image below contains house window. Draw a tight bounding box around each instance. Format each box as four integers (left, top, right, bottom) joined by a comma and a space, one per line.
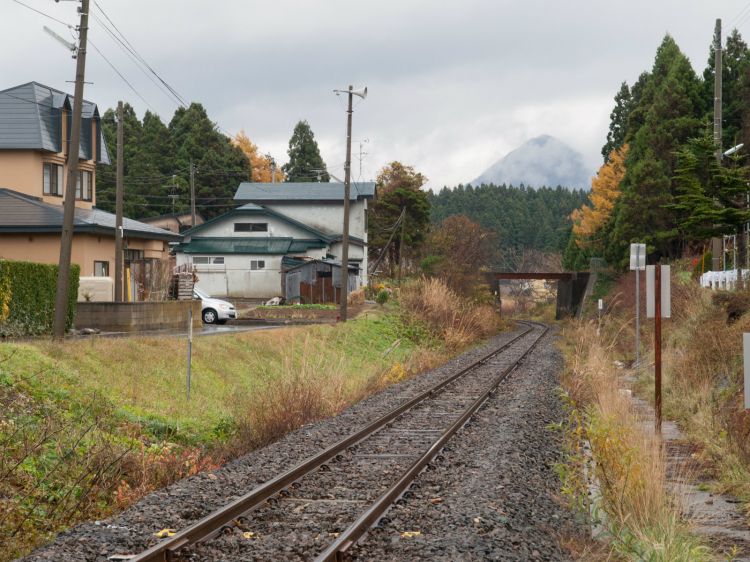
234, 223, 268, 232
43, 163, 64, 196
76, 170, 92, 201
192, 256, 224, 265
192, 256, 210, 265
250, 260, 265, 270
212, 256, 224, 264
124, 249, 144, 261
94, 261, 109, 277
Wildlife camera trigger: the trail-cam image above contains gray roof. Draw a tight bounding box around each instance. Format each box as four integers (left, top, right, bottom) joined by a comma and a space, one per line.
0, 82, 110, 164
234, 182, 376, 202
0, 188, 180, 241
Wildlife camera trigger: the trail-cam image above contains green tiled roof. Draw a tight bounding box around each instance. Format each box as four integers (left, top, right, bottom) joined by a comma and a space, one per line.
177, 237, 327, 255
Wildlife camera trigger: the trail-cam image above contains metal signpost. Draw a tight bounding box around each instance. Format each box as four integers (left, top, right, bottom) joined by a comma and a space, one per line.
187, 308, 193, 401
630, 243, 646, 367
646, 264, 671, 433
744, 334, 750, 410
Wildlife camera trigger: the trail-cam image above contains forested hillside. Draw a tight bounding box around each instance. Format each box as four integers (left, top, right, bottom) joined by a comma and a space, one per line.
428, 184, 589, 267
565, 27, 750, 270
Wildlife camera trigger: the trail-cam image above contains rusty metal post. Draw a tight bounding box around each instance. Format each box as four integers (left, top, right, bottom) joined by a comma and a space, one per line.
655, 264, 662, 434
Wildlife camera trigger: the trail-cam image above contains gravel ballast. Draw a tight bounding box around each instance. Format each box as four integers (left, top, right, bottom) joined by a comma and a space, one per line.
23, 325, 581, 561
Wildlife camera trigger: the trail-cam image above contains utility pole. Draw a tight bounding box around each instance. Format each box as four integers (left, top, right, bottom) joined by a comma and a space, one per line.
114, 101, 124, 302
712, 18, 724, 271
398, 212, 406, 285
333, 85, 367, 322
53, 0, 90, 340
270, 157, 276, 183
714, 18, 723, 163
340, 86, 354, 322
189, 160, 196, 227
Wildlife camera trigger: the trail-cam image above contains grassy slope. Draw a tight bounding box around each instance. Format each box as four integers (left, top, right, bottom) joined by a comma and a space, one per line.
0, 307, 438, 559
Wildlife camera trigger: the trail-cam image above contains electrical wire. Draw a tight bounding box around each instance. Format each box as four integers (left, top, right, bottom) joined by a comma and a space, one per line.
93, 1, 187, 107
12, 0, 73, 28
88, 39, 156, 112
90, 11, 181, 108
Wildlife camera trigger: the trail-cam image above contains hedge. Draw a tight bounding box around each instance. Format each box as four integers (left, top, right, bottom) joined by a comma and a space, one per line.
0, 259, 79, 337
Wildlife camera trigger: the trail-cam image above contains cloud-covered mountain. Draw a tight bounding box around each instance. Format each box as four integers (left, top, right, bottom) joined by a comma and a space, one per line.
471, 135, 592, 189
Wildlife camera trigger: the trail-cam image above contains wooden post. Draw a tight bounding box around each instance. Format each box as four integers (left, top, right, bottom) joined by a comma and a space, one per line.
655, 263, 662, 434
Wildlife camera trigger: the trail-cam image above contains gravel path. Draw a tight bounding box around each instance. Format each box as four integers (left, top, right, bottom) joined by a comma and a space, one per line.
22, 325, 581, 561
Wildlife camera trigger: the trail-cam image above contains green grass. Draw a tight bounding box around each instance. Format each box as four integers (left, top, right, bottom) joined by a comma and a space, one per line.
0, 308, 414, 446
255, 303, 337, 310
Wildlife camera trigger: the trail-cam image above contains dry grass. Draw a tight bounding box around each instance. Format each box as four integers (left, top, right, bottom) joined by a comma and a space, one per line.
400, 277, 502, 349
558, 319, 710, 560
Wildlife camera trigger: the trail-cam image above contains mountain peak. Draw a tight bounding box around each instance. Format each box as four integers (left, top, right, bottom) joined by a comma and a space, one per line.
471, 135, 591, 190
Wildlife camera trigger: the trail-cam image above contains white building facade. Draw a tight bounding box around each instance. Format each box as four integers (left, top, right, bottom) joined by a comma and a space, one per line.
174, 182, 375, 299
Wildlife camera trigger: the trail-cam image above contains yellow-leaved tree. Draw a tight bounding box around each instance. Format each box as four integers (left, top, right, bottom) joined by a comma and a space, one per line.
233, 131, 285, 183
571, 144, 628, 247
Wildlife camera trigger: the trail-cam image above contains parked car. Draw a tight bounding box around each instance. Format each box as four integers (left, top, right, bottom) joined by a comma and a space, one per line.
193, 287, 236, 324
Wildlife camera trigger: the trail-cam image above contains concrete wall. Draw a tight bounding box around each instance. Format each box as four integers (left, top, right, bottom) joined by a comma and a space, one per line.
74, 300, 202, 332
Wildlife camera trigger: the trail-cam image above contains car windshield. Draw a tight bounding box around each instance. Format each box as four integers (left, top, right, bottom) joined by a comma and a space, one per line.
193, 287, 210, 299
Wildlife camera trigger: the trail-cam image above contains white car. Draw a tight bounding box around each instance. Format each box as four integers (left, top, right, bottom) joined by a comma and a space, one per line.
193, 287, 236, 324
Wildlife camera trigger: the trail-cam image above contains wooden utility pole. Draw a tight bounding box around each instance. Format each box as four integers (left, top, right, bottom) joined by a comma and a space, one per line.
114, 101, 124, 302
398, 212, 406, 285
340, 85, 354, 322
52, 0, 90, 340
189, 160, 196, 228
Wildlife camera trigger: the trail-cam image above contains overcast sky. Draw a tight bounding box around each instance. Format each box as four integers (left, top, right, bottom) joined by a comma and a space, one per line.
3, 0, 750, 189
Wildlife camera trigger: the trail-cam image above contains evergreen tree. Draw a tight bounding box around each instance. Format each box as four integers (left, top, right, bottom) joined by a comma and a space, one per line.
672, 128, 750, 241
601, 82, 632, 161
168, 103, 251, 219
282, 120, 329, 182
96, 102, 251, 220
607, 35, 703, 265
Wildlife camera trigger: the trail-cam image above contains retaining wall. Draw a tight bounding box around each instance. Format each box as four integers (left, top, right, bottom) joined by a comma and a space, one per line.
74, 300, 202, 333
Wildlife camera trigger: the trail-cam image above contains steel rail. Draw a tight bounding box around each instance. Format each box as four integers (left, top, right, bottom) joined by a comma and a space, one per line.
315, 322, 549, 561
130, 324, 536, 562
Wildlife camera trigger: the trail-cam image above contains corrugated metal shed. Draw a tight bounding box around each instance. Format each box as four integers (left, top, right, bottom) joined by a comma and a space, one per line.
283, 259, 359, 304
234, 182, 376, 202
0, 82, 110, 164
0, 189, 180, 241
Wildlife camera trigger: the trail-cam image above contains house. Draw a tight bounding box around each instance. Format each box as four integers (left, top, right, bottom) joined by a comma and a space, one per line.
0, 82, 180, 300
174, 182, 376, 299
141, 211, 205, 234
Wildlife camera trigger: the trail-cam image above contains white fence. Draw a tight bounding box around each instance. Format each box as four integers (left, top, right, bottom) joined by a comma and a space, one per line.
700, 269, 750, 290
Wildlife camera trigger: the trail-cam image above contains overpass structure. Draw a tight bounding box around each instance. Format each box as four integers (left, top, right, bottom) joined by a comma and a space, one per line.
490, 271, 592, 319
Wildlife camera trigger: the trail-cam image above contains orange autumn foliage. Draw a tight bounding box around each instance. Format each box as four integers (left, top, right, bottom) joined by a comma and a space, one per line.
571, 144, 628, 247
233, 130, 285, 183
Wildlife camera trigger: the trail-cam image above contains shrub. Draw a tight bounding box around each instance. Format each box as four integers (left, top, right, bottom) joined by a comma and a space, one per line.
376, 288, 389, 305
0, 259, 79, 337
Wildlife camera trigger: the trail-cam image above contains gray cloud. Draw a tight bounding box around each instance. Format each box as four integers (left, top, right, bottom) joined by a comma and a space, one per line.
2, 0, 746, 188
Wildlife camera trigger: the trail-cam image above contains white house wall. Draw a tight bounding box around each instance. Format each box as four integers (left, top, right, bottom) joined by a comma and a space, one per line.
265, 200, 368, 241
194, 213, 314, 239
176, 249, 328, 299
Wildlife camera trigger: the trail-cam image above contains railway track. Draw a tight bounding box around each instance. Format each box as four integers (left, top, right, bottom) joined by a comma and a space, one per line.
130, 322, 548, 561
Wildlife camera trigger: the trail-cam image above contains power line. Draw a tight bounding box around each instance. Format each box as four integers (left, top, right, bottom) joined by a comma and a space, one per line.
88, 39, 155, 111
89, 11, 183, 108
93, 1, 187, 107
13, 0, 73, 28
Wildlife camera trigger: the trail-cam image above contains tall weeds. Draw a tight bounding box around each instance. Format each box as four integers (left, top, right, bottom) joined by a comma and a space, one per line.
558, 319, 709, 560
400, 277, 501, 349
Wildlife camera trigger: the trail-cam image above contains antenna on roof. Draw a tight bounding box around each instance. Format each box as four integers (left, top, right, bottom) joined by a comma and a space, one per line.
43, 25, 77, 58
